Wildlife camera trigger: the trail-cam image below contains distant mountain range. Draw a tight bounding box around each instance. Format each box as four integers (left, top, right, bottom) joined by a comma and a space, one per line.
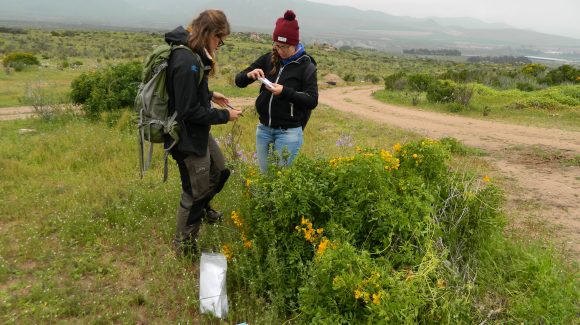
2, 0, 579, 59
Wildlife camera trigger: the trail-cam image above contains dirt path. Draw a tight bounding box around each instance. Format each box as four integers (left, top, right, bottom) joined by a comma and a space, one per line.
4, 89, 579, 258
320, 86, 580, 259
0, 106, 36, 120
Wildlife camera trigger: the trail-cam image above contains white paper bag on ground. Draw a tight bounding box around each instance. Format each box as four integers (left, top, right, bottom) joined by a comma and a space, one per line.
199, 253, 228, 318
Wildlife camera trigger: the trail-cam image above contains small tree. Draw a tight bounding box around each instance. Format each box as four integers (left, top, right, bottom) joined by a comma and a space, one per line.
384, 71, 407, 91
541, 65, 579, 85
70, 61, 141, 117
426, 80, 456, 103
3, 52, 40, 71
408, 73, 435, 92
521, 63, 547, 77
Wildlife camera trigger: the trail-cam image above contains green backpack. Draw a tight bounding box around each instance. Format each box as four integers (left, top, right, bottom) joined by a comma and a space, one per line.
135, 44, 204, 181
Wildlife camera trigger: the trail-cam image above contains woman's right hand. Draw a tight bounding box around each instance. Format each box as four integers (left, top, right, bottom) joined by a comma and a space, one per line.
247, 68, 265, 80
228, 108, 243, 121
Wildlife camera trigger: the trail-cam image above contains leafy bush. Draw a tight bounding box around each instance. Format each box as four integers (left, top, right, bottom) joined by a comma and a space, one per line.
384, 71, 407, 90
521, 63, 547, 77
427, 80, 457, 103
407, 73, 435, 92
541, 64, 580, 85
2, 52, 40, 71
342, 73, 356, 82
364, 73, 381, 84
227, 139, 504, 322
70, 61, 141, 117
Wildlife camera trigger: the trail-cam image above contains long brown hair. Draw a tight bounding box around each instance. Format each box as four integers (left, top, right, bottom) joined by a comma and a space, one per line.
270, 49, 281, 77
187, 9, 230, 75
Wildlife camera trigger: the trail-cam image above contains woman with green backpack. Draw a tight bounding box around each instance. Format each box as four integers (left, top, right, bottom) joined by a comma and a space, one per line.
165, 9, 242, 257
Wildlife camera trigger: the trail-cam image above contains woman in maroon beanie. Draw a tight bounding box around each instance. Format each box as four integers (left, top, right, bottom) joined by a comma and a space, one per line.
235, 10, 318, 173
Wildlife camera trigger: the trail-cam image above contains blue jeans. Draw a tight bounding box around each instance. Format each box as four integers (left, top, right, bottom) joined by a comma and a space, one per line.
256, 123, 303, 172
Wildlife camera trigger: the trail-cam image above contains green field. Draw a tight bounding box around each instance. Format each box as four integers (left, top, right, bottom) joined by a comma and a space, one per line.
1, 28, 578, 323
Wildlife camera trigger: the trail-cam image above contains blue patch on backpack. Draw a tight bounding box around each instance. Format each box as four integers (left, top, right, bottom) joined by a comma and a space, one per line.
191, 65, 199, 72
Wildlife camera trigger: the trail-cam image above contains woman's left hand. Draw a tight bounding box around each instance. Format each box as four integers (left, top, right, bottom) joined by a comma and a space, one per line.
267, 83, 283, 96
211, 91, 230, 107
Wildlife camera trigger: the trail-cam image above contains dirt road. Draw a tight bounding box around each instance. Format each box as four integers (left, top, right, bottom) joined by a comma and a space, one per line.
3, 88, 579, 258
320, 86, 579, 259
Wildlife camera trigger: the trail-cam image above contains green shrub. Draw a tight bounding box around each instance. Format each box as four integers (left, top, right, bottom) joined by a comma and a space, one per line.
521, 63, 547, 77
384, 71, 407, 90
541, 64, 580, 85
70, 61, 141, 117
2, 52, 40, 71
228, 139, 503, 322
427, 80, 457, 103
343, 73, 356, 82
70, 72, 95, 104
364, 73, 381, 84
408, 73, 435, 92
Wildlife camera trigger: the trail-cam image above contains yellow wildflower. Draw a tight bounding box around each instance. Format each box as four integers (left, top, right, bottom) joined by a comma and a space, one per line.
482, 175, 491, 183
222, 244, 233, 261
372, 292, 382, 305
231, 210, 243, 228
392, 143, 402, 152
316, 237, 330, 256
245, 178, 252, 187
436, 279, 447, 288
412, 153, 418, 159
354, 289, 362, 299
316, 228, 324, 234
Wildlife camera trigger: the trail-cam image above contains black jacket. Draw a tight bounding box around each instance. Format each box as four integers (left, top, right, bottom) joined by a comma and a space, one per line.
164, 26, 230, 157
235, 51, 318, 129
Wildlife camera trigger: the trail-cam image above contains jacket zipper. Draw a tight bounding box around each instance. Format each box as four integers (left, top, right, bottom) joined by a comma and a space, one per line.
268, 65, 285, 127
267, 55, 310, 127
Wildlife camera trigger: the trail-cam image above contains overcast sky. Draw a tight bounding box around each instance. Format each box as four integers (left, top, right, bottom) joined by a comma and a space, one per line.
308, 0, 579, 39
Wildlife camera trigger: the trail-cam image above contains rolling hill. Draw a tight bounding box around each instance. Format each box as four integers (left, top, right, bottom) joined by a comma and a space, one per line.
2, 0, 579, 59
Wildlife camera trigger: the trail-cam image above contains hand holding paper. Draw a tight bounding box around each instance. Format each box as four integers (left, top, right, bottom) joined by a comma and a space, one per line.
258, 77, 275, 89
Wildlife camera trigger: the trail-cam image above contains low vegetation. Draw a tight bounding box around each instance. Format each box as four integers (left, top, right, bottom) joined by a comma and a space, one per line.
0, 27, 578, 323
1, 105, 578, 323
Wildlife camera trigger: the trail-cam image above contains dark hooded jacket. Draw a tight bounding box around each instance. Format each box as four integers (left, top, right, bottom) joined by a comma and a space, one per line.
164, 26, 230, 157
235, 50, 318, 129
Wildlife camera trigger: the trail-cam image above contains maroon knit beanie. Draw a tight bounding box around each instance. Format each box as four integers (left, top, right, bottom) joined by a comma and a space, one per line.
272, 10, 300, 45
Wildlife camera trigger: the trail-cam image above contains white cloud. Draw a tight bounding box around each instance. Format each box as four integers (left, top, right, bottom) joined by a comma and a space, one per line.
307, 0, 580, 39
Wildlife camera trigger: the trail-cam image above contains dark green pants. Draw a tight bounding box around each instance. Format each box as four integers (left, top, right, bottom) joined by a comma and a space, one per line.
173, 135, 229, 254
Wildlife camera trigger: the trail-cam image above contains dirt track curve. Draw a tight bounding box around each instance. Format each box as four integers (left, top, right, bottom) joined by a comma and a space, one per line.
319, 86, 579, 259
3, 87, 579, 258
